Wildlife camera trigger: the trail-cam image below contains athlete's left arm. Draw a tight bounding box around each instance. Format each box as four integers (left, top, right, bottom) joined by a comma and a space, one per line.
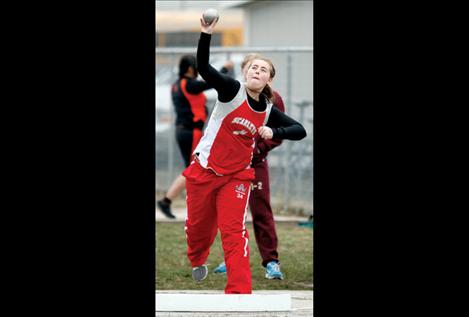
265, 107, 307, 141
255, 92, 286, 154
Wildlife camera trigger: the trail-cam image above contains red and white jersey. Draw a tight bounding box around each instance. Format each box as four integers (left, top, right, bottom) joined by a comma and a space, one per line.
194, 83, 273, 175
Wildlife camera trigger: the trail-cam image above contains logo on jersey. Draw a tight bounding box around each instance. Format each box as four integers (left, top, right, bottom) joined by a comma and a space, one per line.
232, 117, 257, 135
235, 183, 247, 199
233, 130, 247, 135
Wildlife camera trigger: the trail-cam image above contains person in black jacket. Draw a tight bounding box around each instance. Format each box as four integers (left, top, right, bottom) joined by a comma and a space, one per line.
157, 55, 233, 219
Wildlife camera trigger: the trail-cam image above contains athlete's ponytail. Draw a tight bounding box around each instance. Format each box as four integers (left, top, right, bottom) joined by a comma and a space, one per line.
261, 84, 276, 104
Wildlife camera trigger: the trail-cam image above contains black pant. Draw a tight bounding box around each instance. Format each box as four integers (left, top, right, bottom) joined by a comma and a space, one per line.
176, 126, 195, 167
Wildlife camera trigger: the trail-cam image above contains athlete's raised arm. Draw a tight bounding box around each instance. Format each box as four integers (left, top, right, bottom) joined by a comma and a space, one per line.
197, 17, 240, 102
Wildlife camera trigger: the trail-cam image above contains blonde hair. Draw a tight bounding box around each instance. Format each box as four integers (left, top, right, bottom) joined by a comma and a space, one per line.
240, 53, 262, 73
243, 55, 276, 103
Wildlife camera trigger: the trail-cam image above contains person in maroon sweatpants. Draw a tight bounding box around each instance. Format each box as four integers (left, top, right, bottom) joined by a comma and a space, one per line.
250, 89, 285, 274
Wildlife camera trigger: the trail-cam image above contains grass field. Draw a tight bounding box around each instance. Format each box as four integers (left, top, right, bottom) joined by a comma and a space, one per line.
156, 222, 313, 291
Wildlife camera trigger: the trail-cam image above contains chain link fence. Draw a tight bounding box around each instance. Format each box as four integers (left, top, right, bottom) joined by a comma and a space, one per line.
156, 47, 313, 216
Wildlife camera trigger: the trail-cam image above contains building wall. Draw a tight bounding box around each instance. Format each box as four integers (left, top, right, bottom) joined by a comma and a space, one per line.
241, 0, 313, 109
244, 1, 312, 47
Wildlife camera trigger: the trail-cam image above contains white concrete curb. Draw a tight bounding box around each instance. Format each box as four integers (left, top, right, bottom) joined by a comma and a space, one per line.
156, 293, 291, 312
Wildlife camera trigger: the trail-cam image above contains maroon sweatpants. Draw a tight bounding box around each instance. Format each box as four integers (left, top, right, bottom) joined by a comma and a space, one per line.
249, 159, 279, 267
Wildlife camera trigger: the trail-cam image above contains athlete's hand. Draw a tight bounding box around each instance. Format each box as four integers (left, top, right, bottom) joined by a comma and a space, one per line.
200, 16, 218, 34
258, 126, 273, 140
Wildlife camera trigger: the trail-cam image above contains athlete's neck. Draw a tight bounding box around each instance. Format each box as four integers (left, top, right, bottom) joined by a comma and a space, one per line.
245, 87, 261, 101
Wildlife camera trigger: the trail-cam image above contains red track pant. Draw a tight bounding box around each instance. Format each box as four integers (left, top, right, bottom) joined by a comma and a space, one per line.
183, 160, 255, 294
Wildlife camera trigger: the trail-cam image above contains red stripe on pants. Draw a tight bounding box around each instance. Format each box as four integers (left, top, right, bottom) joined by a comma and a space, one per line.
183, 161, 254, 294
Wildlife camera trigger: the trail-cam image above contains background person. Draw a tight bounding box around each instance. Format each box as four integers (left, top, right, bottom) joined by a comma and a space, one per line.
157, 55, 233, 219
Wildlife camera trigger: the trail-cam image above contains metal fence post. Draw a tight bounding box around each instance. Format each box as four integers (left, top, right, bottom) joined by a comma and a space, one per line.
167, 54, 175, 189
283, 53, 292, 213
296, 101, 309, 214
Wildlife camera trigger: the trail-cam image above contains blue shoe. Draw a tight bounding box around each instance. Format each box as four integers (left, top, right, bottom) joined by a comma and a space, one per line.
265, 261, 284, 280
213, 261, 226, 273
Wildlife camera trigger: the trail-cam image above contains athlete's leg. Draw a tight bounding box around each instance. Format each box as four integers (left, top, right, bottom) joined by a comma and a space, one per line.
164, 174, 186, 201
157, 127, 194, 218
217, 175, 253, 294
249, 160, 279, 267
183, 162, 219, 267
177, 127, 194, 168
167, 128, 203, 200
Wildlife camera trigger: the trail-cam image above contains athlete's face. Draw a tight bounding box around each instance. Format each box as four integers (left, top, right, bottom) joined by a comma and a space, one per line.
245, 59, 273, 92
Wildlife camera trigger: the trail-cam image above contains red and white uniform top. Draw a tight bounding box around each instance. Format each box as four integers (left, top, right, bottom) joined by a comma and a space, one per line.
194, 83, 273, 176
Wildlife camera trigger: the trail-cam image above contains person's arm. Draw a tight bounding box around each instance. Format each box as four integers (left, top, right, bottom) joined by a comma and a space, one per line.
260, 107, 307, 141
198, 18, 239, 102
184, 80, 211, 94
185, 62, 233, 95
